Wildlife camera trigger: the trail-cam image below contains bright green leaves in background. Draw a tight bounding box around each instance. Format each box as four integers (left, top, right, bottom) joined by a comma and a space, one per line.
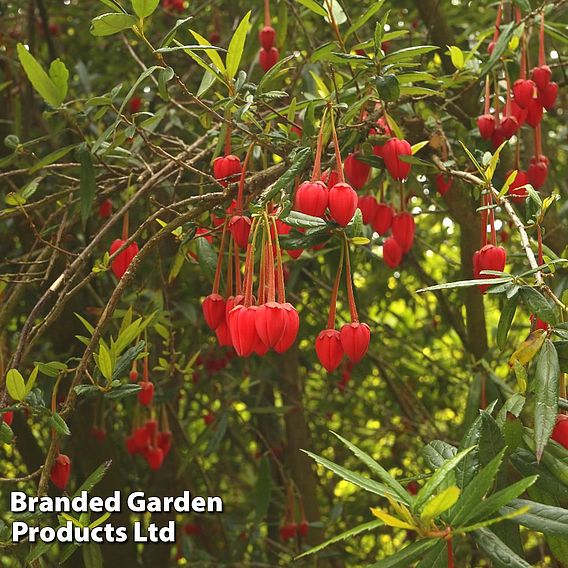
17, 44, 68, 108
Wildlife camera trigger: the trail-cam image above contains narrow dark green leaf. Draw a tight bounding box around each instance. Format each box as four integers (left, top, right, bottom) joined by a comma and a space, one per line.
534, 340, 560, 461
90, 13, 138, 36
79, 150, 96, 227
50, 413, 71, 436
500, 499, 568, 536
474, 528, 531, 568
497, 295, 518, 350
479, 21, 518, 76
520, 286, 556, 324
73, 461, 112, 498
196, 235, 218, 284
367, 539, 438, 567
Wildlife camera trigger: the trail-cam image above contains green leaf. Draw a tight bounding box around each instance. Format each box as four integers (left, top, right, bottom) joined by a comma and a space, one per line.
49, 59, 69, 103
497, 294, 518, 350
254, 457, 272, 523
79, 150, 97, 227
500, 499, 568, 536
73, 461, 112, 498
50, 413, 71, 436
282, 210, 328, 229
297, 519, 384, 559
6, 369, 26, 401
520, 286, 556, 324
420, 486, 460, 522
104, 383, 141, 399
0, 422, 14, 444
534, 339, 560, 461
82, 542, 103, 568
474, 528, 531, 568
196, 235, 218, 284
479, 21, 518, 76
423, 440, 457, 470
189, 30, 226, 73
447, 45, 464, 69
90, 13, 138, 36
112, 341, 145, 380
302, 449, 407, 502
259, 147, 311, 205
367, 539, 438, 568
225, 11, 251, 81
484, 141, 507, 182
345, 0, 385, 39
451, 449, 505, 525
414, 446, 475, 511
417, 276, 512, 293
17, 44, 67, 108
98, 344, 113, 381
381, 45, 438, 66
160, 16, 193, 47
331, 431, 410, 504
376, 74, 400, 102
131, 0, 159, 19
296, 0, 327, 17
29, 144, 77, 174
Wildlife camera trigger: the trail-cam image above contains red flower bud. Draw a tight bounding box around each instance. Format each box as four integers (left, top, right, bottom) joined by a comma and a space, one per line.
215, 320, 232, 346
490, 126, 506, 150
255, 302, 288, 349
273, 303, 300, 353
134, 426, 150, 451
213, 154, 242, 187
209, 31, 221, 44
382, 138, 412, 181
98, 199, 112, 219
294, 181, 328, 217
202, 293, 227, 330
372, 203, 393, 235
537, 81, 558, 111
551, 415, 568, 449
487, 40, 496, 55
259, 47, 279, 71
145, 419, 157, 437
259, 25, 276, 50
531, 65, 552, 90
50, 454, 71, 490
340, 322, 370, 363
530, 314, 548, 331
344, 152, 370, 190
506, 170, 529, 202
126, 434, 138, 454
158, 431, 173, 457
138, 380, 154, 407
315, 329, 344, 372
145, 446, 164, 470
512, 79, 535, 109
473, 244, 507, 294
391, 212, 415, 253
298, 520, 309, 537
358, 195, 378, 225
204, 411, 215, 426
477, 114, 495, 140
383, 237, 403, 268
525, 99, 544, 128
500, 115, 519, 140
229, 215, 252, 249
279, 524, 297, 541
511, 100, 528, 126
328, 182, 358, 226
434, 174, 452, 196
129, 96, 142, 114
110, 239, 139, 279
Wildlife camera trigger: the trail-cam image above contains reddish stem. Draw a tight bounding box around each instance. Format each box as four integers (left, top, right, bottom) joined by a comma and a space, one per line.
237, 145, 254, 211
493, 3, 502, 43
520, 32, 527, 79
480, 194, 488, 247
270, 217, 286, 303
343, 238, 359, 323
329, 105, 345, 184
234, 243, 242, 296
447, 537, 455, 568
122, 212, 129, 241
326, 244, 344, 329
226, 239, 234, 298
212, 219, 229, 295
311, 108, 328, 181
483, 76, 491, 115
535, 123, 543, 156
539, 13, 546, 67
264, 0, 271, 27
224, 126, 232, 156
143, 355, 149, 381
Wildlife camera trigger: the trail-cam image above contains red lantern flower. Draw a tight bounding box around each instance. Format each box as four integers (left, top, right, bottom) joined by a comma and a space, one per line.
98, 199, 112, 219
473, 244, 507, 294
294, 180, 328, 217
315, 329, 344, 372
328, 182, 358, 226
527, 155, 549, 189
1, 411, 13, 426
259, 47, 279, 71
138, 381, 154, 407
506, 170, 529, 202
391, 212, 415, 253
477, 114, 496, 140
383, 237, 403, 268
531, 64, 552, 90
213, 154, 242, 187
537, 81, 558, 111
129, 96, 142, 114
202, 293, 227, 330
255, 302, 288, 349
273, 303, 299, 353
500, 115, 519, 140
382, 138, 412, 181
50, 454, 71, 490
110, 239, 139, 279
525, 99, 544, 128
228, 305, 260, 357
259, 25, 276, 50
512, 79, 535, 109
229, 215, 252, 249
321, 169, 339, 189
435, 174, 452, 196
344, 152, 370, 190
279, 524, 297, 540
145, 446, 164, 470
358, 195, 378, 225
551, 415, 568, 449
372, 203, 394, 235
340, 322, 370, 363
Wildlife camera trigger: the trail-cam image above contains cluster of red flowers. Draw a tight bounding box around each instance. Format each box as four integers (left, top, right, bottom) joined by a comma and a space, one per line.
125, 416, 173, 471
162, 0, 184, 13
258, 0, 279, 72
478, 10, 558, 198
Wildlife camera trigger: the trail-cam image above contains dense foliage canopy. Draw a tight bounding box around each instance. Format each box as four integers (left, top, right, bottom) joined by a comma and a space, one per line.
0, 0, 567, 566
